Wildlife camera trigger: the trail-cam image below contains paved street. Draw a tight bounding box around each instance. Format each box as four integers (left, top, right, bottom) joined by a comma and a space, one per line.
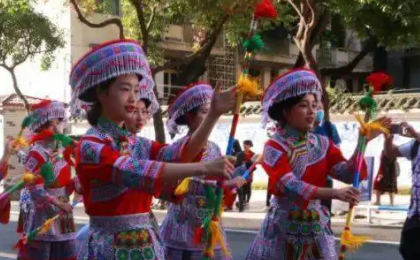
0, 191, 406, 259
0, 217, 403, 260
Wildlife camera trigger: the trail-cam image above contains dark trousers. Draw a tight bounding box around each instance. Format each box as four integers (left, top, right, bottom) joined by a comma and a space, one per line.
400, 215, 420, 260
266, 190, 272, 207
321, 178, 333, 214
243, 182, 252, 203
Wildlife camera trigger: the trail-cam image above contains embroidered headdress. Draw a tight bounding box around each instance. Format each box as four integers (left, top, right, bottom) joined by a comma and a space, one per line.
166, 83, 213, 136
69, 39, 154, 116
261, 68, 322, 127
30, 100, 66, 132
139, 71, 159, 116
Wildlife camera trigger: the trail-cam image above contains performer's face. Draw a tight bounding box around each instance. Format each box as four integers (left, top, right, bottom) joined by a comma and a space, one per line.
125, 100, 150, 134
50, 119, 65, 134
284, 93, 317, 132
98, 74, 140, 124
187, 103, 210, 131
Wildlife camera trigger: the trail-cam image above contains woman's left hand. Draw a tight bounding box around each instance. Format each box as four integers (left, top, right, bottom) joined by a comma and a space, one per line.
367, 116, 392, 142
209, 81, 237, 116
225, 176, 247, 189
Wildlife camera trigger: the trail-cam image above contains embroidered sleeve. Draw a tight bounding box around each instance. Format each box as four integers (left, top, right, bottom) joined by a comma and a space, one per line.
25, 150, 57, 206
77, 139, 165, 197
113, 156, 164, 195
262, 142, 317, 209
327, 140, 367, 184
156, 136, 190, 162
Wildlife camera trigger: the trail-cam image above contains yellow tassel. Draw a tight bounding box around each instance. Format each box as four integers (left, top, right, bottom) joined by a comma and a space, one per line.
207, 221, 231, 258
355, 114, 389, 138
39, 215, 59, 235
340, 230, 369, 252
174, 178, 191, 195
15, 137, 28, 148
23, 173, 36, 184
237, 74, 263, 97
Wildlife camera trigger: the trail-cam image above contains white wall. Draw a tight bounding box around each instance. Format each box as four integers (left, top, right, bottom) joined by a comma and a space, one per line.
139, 117, 416, 187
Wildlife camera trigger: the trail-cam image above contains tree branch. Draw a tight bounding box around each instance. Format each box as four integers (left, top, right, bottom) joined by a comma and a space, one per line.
306, 0, 315, 27
70, 0, 124, 39
146, 6, 156, 32
129, 0, 149, 54
320, 37, 378, 77
287, 0, 305, 22
152, 1, 238, 75
1, 66, 30, 113
294, 8, 330, 67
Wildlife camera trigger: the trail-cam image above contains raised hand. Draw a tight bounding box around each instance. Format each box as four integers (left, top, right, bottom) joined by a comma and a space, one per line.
225, 176, 247, 189
334, 187, 361, 205
203, 156, 236, 180
57, 201, 73, 213
209, 81, 237, 116
400, 122, 420, 139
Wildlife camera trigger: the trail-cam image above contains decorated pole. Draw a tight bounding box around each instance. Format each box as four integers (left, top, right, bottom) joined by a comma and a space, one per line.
198, 2, 278, 259
14, 199, 81, 250
338, 72, 392, 259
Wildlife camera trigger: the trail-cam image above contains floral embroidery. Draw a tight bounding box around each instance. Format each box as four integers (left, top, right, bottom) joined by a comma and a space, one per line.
263, 145, 282, 167
80, 141, 104, 165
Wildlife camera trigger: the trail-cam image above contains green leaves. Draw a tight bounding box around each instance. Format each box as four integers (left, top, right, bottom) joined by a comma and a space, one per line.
326, 0, 420, 49
0, 0, 65, 69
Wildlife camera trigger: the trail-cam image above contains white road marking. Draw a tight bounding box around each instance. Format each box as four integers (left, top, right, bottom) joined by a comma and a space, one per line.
0, 252, 17, 259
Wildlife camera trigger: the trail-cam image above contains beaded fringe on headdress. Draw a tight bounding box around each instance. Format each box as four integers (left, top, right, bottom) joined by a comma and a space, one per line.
167, 84, 213, 136
69, 40, 154, 117
261, 69, 322, 128
30, 102, 66, 132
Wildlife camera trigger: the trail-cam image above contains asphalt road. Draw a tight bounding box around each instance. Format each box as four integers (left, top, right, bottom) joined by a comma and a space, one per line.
0, 220, 403, 260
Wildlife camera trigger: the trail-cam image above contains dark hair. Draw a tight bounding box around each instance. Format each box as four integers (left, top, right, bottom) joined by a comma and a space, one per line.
268, 95, 305, 127
140, 98, 151, 109
243, 140, 253, 147
174, 106, 200, 126
85, 79, 114, 126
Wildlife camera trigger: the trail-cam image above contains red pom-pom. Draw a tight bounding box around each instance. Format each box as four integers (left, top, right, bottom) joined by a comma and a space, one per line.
30, 129, 54, 144
254, 0, 278, 20
193, 227, 204, 245
31, 100, 52, 111
366, 72, 394, 93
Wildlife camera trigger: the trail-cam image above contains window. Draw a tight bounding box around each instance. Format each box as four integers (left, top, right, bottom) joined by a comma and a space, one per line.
96, 0, 120, 16
163, 71, 180, 101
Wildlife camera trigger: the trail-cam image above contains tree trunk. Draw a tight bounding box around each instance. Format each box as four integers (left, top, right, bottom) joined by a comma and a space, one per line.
8, 67, 30, 113
173, 49, 211, 86
151, 73, 166, 144
373, 45, 387, 72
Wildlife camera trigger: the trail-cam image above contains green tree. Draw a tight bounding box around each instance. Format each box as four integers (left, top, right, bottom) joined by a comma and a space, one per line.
70, 0, 289, 142
282, 0, 420, 118
0, 0, 65, 112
